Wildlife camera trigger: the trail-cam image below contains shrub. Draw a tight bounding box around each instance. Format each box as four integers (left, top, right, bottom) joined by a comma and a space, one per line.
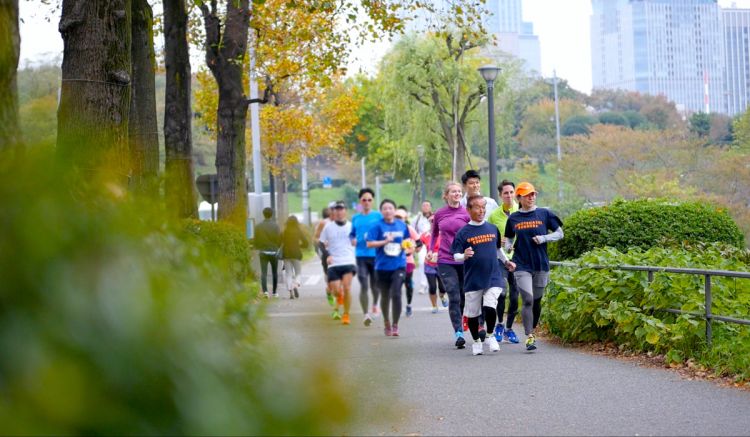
182, 219, 254, 282
0, 150, 349, 434
547, 243, 750, 382
550, 199, 745, 260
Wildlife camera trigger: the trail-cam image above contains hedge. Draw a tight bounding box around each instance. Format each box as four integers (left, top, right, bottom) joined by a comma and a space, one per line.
550, 199, 744, 260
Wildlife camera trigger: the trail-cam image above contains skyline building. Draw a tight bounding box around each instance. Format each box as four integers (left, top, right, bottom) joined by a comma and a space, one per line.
722, 6, 750, 115
591, 0, 725, 115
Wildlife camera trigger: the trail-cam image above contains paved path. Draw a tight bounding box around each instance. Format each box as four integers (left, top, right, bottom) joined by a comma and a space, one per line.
261, 260, 750, 436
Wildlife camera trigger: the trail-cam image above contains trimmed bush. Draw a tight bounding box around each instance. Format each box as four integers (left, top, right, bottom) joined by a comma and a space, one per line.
182, 219, 254, 282
551, 199, 745, 260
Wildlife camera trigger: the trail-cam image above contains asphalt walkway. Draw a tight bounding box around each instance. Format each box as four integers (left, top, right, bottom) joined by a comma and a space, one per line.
261, 259, 750, 436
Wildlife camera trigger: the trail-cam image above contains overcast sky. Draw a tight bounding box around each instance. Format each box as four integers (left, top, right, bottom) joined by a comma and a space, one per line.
19, 0, 750, 95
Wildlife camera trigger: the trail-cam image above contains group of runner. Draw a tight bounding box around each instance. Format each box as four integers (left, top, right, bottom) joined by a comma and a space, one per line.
310, 170, 564, 355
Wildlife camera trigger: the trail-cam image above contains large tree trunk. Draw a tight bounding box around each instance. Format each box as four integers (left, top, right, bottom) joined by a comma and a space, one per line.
163, 0, 197, 218
200, 0, 250, 226
0, 0, 20, 149
57, 0, 132, 179
129, 0, 158, 192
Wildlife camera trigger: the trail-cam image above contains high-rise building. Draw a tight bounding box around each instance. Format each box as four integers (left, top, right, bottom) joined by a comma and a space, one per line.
407, 0, 541, 75
591, 0, 725, 114
722, 7, 750, 115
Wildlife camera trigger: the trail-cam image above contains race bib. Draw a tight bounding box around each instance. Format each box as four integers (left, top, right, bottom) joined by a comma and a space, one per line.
384, 242, 402, 257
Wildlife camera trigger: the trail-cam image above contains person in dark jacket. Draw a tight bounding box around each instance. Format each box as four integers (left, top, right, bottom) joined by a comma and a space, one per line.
281, 215, 309, 299
254, 207, 282, 298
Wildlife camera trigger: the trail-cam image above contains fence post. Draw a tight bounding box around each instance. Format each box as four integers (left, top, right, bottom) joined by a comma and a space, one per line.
648, 270, 653, 284
705, 274, 712, 348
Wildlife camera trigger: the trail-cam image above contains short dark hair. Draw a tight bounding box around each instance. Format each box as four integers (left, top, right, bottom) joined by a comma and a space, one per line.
466, 194, 485, 209
321, 207, 330, 219
262, 207, 273, 219
358, 187, 375, 199
380, 198, 396, 210
461, 169, 481, 185
498, 179, 515, 192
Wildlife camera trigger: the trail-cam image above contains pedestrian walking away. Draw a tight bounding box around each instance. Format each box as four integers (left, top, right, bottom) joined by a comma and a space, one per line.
319, 201, 358, 325
313, 207, 336, 311
253, 207, 282, 298
349, 188, 383, 326
430, 182, 470, 348
367, 199, 410, 337
487, 179, 521, 344
280, 215, 309, 300
452, 195, 516, 355
503, 182, 564, 351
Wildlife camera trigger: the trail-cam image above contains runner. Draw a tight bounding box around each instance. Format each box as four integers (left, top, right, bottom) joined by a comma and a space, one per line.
313, 206, 337, 314
319, 201, 357, 325
460, 169, 499, 217
348, 188, 382, 326
452, 195, 516, 355
430, 182, 471, 348
395, 206, 421, 317
412, 200, 433, 295
487, 179, 521, 343
504, 182, 564, 351
420, 218, 448, 313
367, 199, 409, 336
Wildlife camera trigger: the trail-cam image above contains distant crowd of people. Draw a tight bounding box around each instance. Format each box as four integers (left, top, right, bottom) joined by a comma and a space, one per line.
252, 169, 563, 355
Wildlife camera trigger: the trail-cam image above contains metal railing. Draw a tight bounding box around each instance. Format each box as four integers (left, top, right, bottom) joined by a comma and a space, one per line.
549, 261, 750, 347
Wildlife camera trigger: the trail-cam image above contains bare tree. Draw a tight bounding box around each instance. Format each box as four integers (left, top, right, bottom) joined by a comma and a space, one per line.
57, 0, 132, 178
199, 0, 251, 225
163, 0, 197, 217
129, 0, 159, 192
0, 0, 20, 149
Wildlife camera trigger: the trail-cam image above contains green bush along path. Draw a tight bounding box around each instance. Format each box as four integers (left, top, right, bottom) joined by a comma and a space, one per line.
263, 259, 750, 436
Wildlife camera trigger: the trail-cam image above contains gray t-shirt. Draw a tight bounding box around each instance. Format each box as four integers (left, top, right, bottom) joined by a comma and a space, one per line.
320, 220, 356, 267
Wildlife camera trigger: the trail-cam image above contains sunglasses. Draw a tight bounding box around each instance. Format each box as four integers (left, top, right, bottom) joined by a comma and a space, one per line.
361, 198, 373, 202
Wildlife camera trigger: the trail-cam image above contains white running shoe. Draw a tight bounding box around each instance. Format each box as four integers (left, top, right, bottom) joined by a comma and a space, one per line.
472, 341, 484, 356
488, 335, 500, 352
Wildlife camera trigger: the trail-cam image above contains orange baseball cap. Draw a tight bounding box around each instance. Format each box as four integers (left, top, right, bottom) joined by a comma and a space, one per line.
516, 182, 537, 197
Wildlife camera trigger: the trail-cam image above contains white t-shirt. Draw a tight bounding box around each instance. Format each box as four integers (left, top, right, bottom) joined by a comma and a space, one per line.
460, 195, 499, 219
320, 220, 357, 267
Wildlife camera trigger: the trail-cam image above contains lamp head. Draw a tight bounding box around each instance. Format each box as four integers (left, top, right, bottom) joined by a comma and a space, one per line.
478, 64, 501, 82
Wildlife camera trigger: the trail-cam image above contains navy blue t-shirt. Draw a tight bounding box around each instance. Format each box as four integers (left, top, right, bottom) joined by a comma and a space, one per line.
451, 222, 504, 291
367, 219, 409, 271
504, 207, 563, 272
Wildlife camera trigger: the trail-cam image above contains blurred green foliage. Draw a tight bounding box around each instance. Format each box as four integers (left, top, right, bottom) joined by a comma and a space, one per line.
550, 199, 745, 260
547, 243, 750, 382
0, 148, 350, 434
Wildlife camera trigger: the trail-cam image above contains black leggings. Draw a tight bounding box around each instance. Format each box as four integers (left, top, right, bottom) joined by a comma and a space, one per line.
356, 257, 378, 313
405, 270, 414, 305
377, 269, 406, 325
426, 272, 446, 295
470, 307, 497, 341
497, 263, 520, 329
438, 263, 465, 333
259, 253, 278, 293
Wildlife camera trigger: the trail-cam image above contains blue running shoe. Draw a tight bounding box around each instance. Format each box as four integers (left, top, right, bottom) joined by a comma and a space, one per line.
454, 331, 466, 349
505, 328, 520, 344
494, 325, 505, 342
406, 305, 413, 317
440, 294, 448, 308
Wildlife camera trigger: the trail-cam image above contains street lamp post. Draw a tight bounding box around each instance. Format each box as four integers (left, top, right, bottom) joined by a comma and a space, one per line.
478, 64, 501, 203
417, 144, 425, 203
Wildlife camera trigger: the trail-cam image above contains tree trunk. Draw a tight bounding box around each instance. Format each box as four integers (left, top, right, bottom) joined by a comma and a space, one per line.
163, 0, 197, 218
200, 0, 250, 226
277, 173, 288, 225
129, 0, 158, 192
0, 0, 20, 149
57, 0, 131, 178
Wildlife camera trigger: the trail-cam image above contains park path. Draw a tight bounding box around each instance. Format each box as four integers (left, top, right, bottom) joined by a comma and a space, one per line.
260, 259, 750, 436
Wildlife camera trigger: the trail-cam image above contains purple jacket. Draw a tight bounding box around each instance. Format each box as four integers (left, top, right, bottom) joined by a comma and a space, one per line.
430, 204, 470, 265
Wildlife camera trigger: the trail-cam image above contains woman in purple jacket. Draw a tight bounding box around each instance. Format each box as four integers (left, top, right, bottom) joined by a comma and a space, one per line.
429, 181, 471, 349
